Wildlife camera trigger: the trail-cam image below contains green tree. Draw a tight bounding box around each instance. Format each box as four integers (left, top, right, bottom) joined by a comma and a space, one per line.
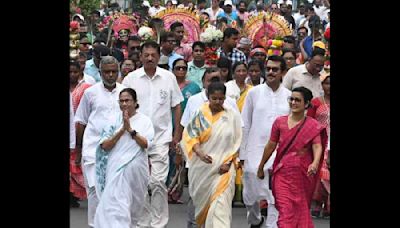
71, 0, 101, 18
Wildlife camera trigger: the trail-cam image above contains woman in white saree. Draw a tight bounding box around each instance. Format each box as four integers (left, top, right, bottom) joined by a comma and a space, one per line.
94, 88, 154, 228
180, 81, 242, 228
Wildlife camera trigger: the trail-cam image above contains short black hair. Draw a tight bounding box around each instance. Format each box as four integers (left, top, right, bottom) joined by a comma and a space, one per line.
292, 86, 313, 108
311, 47, 326, 58
149, 18, 164, 29
202, 67, 220, 81
267, 55, 287, 71
140, 41, 161, 55
120, 88, 139, 109
282, 48, 297, 59
94, 38, 107, 45
201, 12, 210, 17
192, 41, 206, 51
93, 45, 111, 56
198, 0, 206, 4
207, 81, 226, 96
217, 56, 233, 81
223, 27, 239, 41
128, 35, 141, 42
283, 36, 295, 44
70, 60, 81, 70
170, 22, 184, 31
172, 58, 187, 70
160, 31, 175, 43
247, 59, 265, 80
238, 0, 247, 6
91, 10, 100, 17
232, 61, 247, 73
297, 26, 308, 34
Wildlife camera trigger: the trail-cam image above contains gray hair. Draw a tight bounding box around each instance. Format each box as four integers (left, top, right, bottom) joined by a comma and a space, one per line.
99, 56, 119, 71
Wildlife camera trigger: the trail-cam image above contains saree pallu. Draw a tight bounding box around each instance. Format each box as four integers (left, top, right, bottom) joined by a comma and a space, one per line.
237, 84, 253, 112
181, 103, 242, 227
70, 82, 91, 200
70, 149, 86, 200
94, 112, 154, 228
271, 116, 328, 228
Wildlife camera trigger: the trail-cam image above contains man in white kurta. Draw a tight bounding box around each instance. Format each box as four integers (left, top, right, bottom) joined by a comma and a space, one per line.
122, 42, 184, 228
180, 67, 240, 228
74, 56, 126, 228
240, 55, 291, 228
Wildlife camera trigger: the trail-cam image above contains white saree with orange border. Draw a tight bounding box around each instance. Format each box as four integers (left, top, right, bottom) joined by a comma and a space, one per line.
181, 103, 242, 227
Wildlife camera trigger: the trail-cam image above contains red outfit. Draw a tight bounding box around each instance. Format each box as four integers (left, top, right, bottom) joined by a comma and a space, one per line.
270, 116, 328, 228
307, 97, 330, 214
70, 81, 91, 200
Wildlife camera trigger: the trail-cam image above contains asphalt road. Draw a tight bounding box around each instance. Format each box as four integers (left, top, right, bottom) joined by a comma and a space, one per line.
71, 186, 329, 228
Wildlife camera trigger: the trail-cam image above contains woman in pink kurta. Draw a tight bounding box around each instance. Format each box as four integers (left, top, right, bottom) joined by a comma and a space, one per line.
70, 61, 92, 205
257, 87, 327, 228
307, 73, 330, 217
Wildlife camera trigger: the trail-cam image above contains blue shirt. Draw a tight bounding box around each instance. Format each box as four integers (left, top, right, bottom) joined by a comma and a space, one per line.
217, 11, 239, 25
187, 61, 206, 88
83, 59, 101, 82
162, 52, 184, 71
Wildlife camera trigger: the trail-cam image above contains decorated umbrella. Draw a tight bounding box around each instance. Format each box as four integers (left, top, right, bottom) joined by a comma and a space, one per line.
153, 7, 205, 44
244, 12, 292, 49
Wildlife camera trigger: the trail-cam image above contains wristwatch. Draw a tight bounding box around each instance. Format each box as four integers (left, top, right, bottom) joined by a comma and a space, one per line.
129, 130, 137, 137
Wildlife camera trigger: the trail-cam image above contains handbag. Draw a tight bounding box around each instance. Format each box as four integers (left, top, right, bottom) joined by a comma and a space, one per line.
269, 117, 307, 189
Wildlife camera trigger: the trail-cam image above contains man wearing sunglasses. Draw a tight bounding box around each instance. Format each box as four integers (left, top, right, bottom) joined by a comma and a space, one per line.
241, 55, 291, 228
160, 32, 183, 71
283, 48, 325, 97
128, 35, 141, 56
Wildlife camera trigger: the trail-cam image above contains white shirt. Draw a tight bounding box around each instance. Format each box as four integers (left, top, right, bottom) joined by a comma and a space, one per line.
293, 12, 306, 29
122, 67, 184, 145
204, 7, 224, 25
149, 6, 166, 16
74, 82, 126, 163
282, 64, 324, 98
180, 90, 240, 128
314, 5, 329, 22
70, 93, 76, 149
240, 84, 291, 205
225, 80, 241, 101
240, 84, 291, 163
83, 73, 97, 85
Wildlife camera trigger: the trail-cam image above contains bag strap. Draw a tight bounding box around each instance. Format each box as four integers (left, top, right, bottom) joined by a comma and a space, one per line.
274, 117, 308, 166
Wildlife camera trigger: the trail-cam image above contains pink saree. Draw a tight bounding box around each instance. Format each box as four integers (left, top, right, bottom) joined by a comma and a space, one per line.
270, 116, 328, 228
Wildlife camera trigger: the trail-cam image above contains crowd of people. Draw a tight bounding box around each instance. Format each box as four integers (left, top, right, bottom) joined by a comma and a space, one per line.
70, 0, 330, 227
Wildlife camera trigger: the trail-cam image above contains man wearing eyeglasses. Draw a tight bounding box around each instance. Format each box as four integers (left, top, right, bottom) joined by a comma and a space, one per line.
128, 35, 141, 56
241, 55, 291, 228
282, 48, 325, 97
160, 31, 183, 71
